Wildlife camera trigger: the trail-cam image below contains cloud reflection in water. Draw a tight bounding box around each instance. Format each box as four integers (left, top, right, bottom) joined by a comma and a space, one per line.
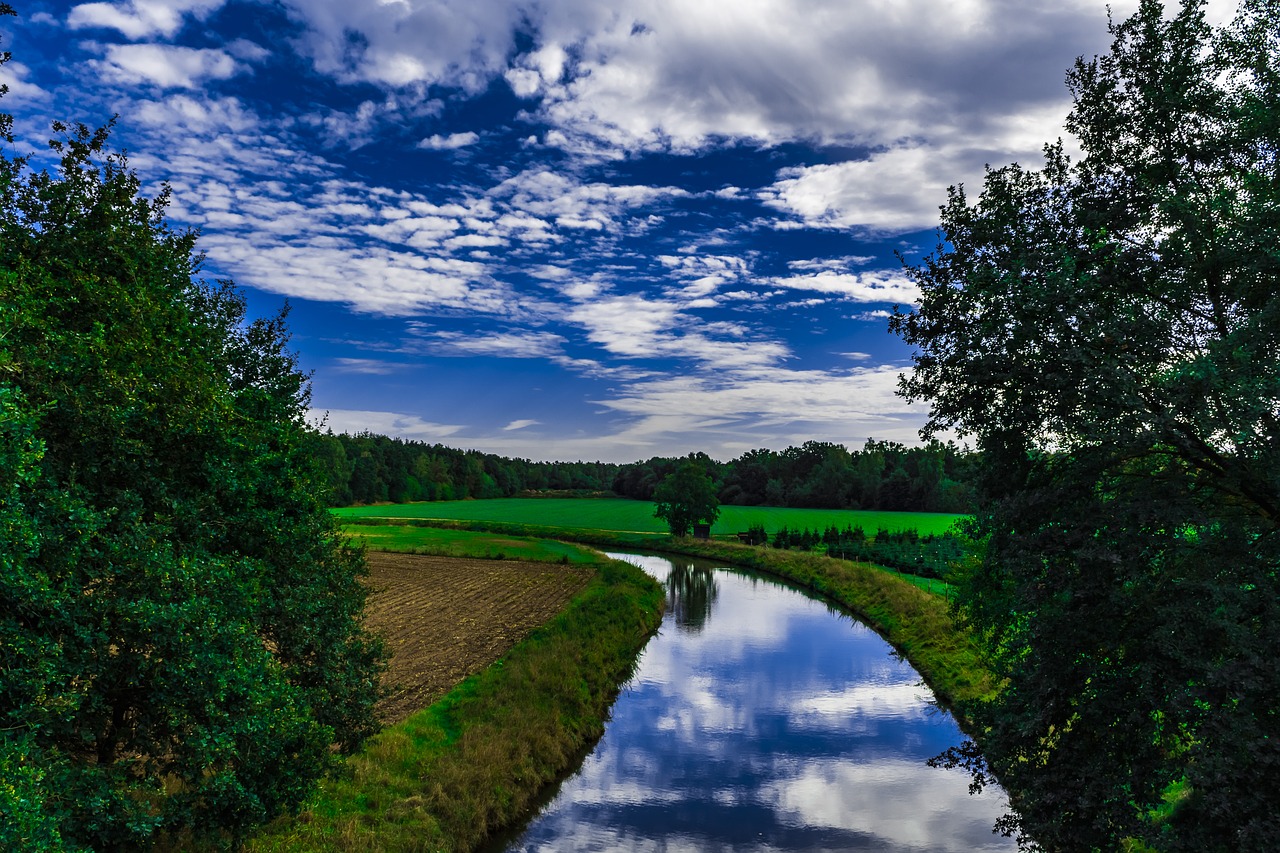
501, 552, 1015, 852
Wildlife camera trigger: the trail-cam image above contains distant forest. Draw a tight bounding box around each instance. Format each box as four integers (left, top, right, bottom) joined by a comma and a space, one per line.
314, 433, 981, 513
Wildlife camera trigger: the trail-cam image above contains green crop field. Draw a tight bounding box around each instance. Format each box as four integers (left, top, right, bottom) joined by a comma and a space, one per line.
339, 523, 600, 563
333, 498, 964, 537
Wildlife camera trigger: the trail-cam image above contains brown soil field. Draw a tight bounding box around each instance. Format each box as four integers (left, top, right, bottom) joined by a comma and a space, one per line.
362, 551, 594, 723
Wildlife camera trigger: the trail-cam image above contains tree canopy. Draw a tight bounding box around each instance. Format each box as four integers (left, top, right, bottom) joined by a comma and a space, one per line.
0, 20, 384, 849
892, 1, 1279, 849
652, 460, 721, 537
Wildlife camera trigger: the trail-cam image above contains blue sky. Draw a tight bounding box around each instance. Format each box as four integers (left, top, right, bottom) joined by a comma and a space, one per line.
0, 0, 1238, 462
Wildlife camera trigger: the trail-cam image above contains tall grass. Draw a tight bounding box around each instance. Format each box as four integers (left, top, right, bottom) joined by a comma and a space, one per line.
247, 555, 663, 852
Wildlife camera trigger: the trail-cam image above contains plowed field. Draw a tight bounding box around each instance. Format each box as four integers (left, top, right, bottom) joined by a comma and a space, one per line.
363, 551, 594, 723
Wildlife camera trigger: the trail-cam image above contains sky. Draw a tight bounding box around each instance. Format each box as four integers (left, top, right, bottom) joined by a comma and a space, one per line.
0, 0, 1240, 463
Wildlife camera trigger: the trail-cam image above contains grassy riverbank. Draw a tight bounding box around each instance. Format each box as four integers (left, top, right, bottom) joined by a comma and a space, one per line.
645, 537, 998, 709
248, 547, 663, 852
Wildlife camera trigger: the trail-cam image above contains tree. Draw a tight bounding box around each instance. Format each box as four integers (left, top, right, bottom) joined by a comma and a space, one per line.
0, 26, 384, 849
652, 460, 721, 537
891, 1, 1280, 849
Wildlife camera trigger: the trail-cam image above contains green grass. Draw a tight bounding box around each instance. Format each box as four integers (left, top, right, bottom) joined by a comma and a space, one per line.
340, 522, 600, 563
335, 497, 964, 538
248, 550, 664, 852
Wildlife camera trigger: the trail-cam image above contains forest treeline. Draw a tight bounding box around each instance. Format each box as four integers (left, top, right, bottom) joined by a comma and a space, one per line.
315, 432, 981, 513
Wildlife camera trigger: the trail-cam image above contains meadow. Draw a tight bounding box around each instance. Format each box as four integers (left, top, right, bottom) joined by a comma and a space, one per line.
334, 497, 965, 538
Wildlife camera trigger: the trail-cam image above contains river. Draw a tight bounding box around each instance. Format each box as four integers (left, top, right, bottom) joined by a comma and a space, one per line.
495, 551, 1017, 852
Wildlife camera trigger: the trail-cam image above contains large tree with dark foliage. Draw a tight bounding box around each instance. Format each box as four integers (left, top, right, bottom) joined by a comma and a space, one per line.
892, 1, 1279, 849
0, 16, 384, 848
653, 460, 721, 537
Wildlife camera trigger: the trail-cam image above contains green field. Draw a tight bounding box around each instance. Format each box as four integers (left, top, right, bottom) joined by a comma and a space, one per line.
340, 523, 600, 563
334, 497, 964, 537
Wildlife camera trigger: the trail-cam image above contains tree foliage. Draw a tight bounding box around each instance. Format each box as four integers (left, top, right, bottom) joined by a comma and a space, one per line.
311, 432, 981, 513
616, 439, 980, 512
320, 431, 622, 505
652, 460, 721, 537
892, 1, 1280, 849
0, 25, 383, 849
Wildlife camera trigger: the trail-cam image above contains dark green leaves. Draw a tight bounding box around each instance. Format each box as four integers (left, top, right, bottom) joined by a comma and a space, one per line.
0, 95, 383, 851
653, 460, 721, 537
893, 2, 1280, 849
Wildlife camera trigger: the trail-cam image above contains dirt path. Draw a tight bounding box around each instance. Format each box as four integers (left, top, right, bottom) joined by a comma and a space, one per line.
363, 552, 594, 723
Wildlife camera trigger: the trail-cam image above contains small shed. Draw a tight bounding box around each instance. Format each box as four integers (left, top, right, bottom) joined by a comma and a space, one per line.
692, 523, 711, 540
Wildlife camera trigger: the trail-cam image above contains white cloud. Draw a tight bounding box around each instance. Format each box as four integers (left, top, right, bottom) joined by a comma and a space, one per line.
309, 409, 464, 439
225, 39, 271, 63
788, 255, 874, 271
331, 358, 414, 374
761, 145, 969, 234
110, 93, 701, 319
568, 294, 786, 370
503, 419, 540, 431
300, 95, 443, 149
659, 254, 750, 277
770, 269, 920, 304
92, 43, 243, 89
658, 254, 752, 300
505, 43, 568, 96
281, 0, 533, 89
418, 130, 480, 150
0, 62, 48, 101
791, 683, 928, 720
505, 68, 541, 98
132, 93, 259, 134
537, 362, 930, 460
528, 265, 571, 281
444, 233, 505, 250
68, 0, 227, 39
568, 295, 682, 358
489, 168, 687, 236
32, 0, 1233, 468
721, 289, 769, 302
761, 758, 1013, 852
204, 240, 497, 315
422, 330, 567, 359
599, 364, 910, 425
262, 0, 1164, 227
525, 0, 1133, 160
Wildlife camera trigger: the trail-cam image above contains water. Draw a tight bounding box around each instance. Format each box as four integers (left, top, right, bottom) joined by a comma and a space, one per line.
497, 552, 1016, 852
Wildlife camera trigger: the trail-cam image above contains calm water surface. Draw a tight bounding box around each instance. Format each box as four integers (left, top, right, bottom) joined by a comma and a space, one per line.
498, 552, 1016, 852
